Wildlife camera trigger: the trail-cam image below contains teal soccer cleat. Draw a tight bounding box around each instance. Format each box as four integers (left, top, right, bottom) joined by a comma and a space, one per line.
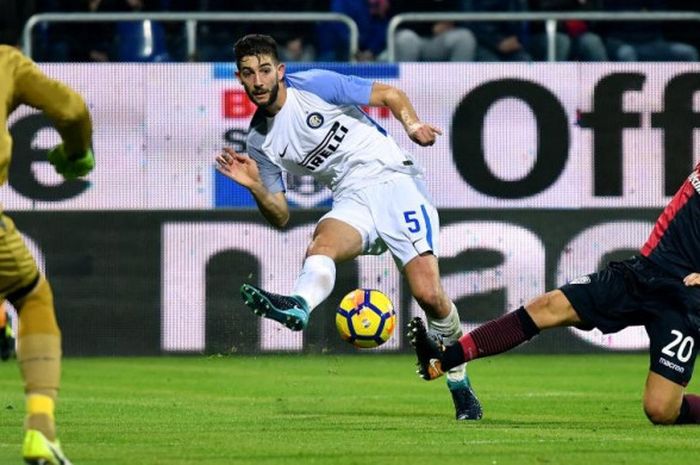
240, 284, 309, 331
449, 383, 483, 421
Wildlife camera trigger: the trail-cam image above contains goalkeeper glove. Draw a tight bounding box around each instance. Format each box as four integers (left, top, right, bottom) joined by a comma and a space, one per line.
47, 144, 95, 180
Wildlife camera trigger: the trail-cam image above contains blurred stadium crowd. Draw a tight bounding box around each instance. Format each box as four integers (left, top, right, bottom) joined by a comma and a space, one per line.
1, 0, 700, 62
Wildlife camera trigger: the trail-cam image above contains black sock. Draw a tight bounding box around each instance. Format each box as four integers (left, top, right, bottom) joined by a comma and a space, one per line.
442, 343, 466, 371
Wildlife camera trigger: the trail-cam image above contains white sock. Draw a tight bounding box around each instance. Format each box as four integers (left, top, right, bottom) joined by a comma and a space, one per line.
427, 302, 468, 385
427, 302, 462, 344
291, 255, 336, 312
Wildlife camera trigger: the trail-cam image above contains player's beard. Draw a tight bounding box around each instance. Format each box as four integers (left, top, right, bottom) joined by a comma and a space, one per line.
249, 80, 280, 110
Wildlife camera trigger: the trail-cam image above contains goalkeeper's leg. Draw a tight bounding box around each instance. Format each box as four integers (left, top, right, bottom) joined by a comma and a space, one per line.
15, 276, 62, 443
0, 213, 70, 463
15, 276, 72, 464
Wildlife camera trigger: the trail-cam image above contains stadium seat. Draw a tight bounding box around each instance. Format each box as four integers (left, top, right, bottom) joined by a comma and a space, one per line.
116, 20, 171, 63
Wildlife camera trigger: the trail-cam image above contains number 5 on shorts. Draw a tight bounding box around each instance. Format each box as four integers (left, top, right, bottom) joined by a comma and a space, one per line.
403, 210, 421, 233
403, 205, 434, 250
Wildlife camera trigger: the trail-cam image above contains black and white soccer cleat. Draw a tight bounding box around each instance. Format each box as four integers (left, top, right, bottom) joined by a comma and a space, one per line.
407, 317, 446, 381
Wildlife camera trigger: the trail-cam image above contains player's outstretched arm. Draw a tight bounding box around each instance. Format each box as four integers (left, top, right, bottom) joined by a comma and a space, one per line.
368, 82, 442, 147
10, 47, 94, 179
216, 147, 290, 227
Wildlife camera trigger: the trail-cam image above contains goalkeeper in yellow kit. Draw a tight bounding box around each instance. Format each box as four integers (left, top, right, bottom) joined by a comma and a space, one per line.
1, 45, 95, 465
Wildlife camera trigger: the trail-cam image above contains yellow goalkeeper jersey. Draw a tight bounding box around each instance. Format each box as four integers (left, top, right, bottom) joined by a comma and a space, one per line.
0, 45, 92, 186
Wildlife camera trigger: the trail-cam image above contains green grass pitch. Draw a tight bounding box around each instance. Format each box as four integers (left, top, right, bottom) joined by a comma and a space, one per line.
1, 354, 698, 464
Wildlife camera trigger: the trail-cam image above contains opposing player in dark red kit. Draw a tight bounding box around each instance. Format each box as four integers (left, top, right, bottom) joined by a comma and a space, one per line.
409, 163, 700, 425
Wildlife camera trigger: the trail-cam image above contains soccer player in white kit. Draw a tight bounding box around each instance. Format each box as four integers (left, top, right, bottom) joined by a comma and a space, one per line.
215, 34, 481, 420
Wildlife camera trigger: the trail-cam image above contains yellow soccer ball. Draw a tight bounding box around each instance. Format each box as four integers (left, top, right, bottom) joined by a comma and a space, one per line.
336, 289, 396, 349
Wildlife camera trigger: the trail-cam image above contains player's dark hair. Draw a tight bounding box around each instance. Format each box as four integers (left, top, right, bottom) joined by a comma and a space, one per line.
234, 34, 280, 65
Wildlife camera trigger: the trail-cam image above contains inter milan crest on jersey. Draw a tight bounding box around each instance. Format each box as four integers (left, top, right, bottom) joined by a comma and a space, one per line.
306, 112, 324, 129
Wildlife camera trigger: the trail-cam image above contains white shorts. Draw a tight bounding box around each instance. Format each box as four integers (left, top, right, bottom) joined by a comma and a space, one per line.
320, 175, 440, 268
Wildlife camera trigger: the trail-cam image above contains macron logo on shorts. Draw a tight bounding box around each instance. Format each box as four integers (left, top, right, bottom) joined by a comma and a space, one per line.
659, 356, 685, 373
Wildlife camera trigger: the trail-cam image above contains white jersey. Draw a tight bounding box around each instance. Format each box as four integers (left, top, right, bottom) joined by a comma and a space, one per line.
246, 69, 422, 199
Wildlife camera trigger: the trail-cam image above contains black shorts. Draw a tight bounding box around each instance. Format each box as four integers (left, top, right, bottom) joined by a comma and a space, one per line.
560, 257, 700, 386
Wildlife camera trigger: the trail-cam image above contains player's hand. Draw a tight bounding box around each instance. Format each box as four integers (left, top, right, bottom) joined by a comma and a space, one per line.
407, 122, 442, 147
47, 144, 95, 179
683, 272, 700, 287
215, 147, 262, 189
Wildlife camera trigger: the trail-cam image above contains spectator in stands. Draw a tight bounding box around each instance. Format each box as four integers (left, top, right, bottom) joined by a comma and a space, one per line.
149, 0, 189, 61
191, 0, 244, 62
262, 0, 320, 62
316, 0, 393, 62
393, 0, 477, 62
18, 0, 74, 62
529, 0, 607, 61
471, 0, 533, 61
0, 0, 36, 47
67, 0, 116, 62
194, 0, 319, 62
279, 35, 316, 62
663, 1, 700, 58
63, 0, 171, 62
601, 0, 698, 62
114, 0, 171, 62
14, 0, 176, 72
